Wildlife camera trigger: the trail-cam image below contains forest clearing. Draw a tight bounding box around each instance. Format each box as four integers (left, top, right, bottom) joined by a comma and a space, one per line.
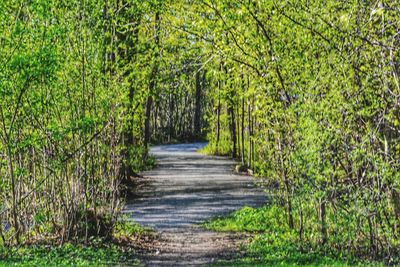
1, 0, 400, 266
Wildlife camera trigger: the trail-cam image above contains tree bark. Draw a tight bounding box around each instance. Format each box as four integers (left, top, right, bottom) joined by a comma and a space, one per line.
194, 70, 202, 139
318, 199, 327, 245
228, 105, 237, 158
144, 11, 161, 147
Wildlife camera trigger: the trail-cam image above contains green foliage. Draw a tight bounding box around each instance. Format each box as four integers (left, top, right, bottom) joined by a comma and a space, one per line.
205, 206, 288, 233
0, 0, 161, 245
2, 0, 400, 265
206, 206, 384, 267
0, 244, 139, 267
128, 146, 156, 173
0, 219, 147, 266
193, 0, 400, 262
113, 218, 152, 238
200, 134, 231, 156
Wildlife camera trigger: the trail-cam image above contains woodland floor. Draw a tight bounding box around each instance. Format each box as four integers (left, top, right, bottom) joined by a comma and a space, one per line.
123, 143, 267, 266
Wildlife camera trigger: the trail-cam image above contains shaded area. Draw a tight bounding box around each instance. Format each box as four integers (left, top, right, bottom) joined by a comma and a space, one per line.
123, 143, 266, 266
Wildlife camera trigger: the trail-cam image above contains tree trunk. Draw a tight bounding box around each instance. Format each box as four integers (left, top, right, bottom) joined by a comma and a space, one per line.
144, 11, 160, 147
194, 70, 202, 139
241, 76, 245, 165
318, 199, 327, 245
228, 105, 237, 158
216, 79, 221, 154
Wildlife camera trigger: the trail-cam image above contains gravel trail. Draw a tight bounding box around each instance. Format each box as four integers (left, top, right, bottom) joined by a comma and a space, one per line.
124, 143, 266, 266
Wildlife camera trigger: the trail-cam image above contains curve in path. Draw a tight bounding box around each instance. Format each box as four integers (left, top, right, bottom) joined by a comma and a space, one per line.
123, 143, 266, 266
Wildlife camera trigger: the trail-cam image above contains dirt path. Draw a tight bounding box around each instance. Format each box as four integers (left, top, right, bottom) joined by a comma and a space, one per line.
123, 143, 266, 266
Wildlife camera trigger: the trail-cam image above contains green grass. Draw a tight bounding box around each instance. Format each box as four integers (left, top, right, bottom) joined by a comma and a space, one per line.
199, 139, 232, 156
0, 220, 147, 266
113, 219, 153, 238
0, 244, 139, 266
205, 206, 385, 267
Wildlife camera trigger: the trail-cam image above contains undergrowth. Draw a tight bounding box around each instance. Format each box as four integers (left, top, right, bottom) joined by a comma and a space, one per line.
199, 137, 231, 156
0, 244, 139, 267
205, 206, 386, 267
0, 220, 148, 266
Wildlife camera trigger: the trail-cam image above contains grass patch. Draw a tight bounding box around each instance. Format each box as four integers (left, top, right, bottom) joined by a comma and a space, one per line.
199, 140, 231, 156
0, 220, 148, 266
113, 219, 153, 238
204, 206, 287, 233
205, 206, 384, 267
0, 244, 139, 266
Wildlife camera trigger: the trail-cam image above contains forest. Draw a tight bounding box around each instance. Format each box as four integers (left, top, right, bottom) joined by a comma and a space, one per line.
1, 0, 400, 266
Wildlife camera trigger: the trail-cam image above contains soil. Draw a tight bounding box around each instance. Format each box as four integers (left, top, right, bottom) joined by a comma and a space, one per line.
123, 143, 266, 266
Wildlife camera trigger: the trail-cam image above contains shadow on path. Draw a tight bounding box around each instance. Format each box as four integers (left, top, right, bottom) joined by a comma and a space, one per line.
123, 143, 266, 266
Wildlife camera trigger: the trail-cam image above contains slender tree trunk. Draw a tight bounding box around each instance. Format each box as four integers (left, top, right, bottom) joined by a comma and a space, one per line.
119, 1, 140, 179
228, 103, 237, 158
0, 107, 19, 244
7, 145, 19, 244
248, 100, 252, 168
216, 80, 221, 154
299, 201, 304, 242
318, 199, 327, 244
250, 95, 255, 170
241, 76, 245, 165
144, 11, 160, 147
278, 135, 293, 229
168, 93, 174, 142
194, 70, 202, 139
144, 96, 153, 146
285, 176, 294, 229
236, 103, 240, 159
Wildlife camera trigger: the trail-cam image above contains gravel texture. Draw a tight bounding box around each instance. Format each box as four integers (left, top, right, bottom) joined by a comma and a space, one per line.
124, 143, 266, 266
